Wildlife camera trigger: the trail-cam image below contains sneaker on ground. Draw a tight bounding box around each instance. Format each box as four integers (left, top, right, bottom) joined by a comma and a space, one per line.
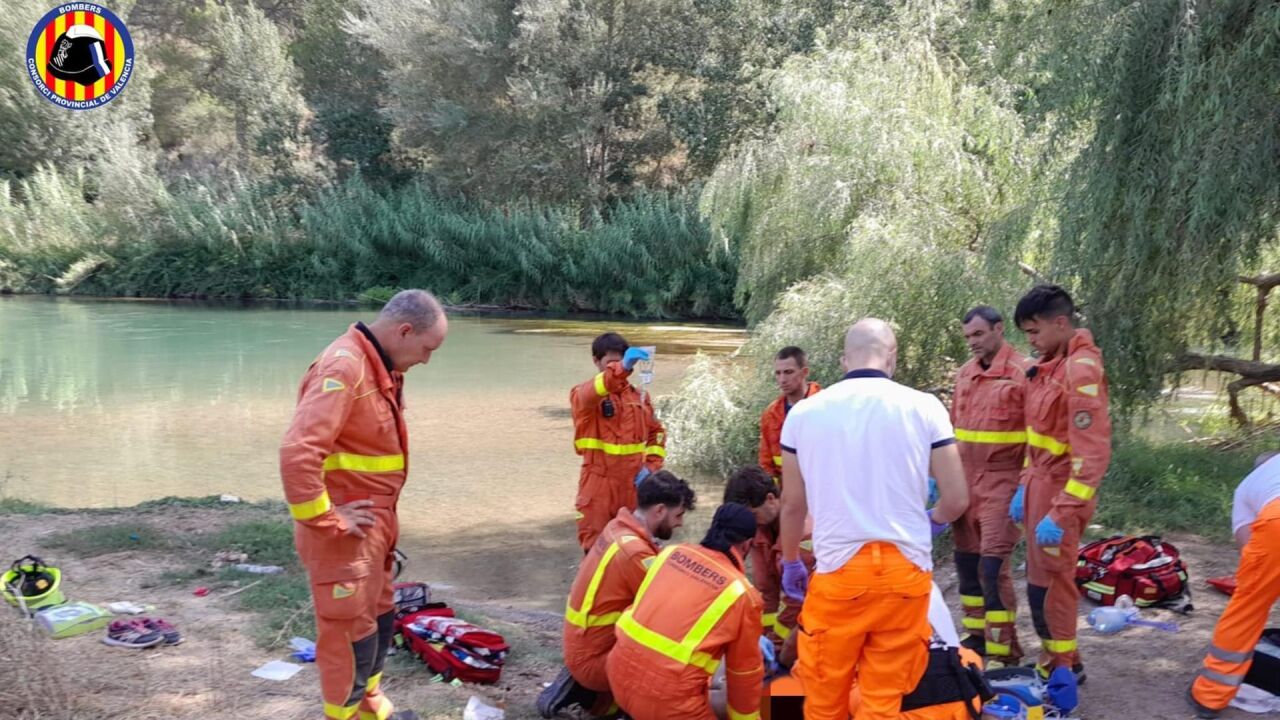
139, 617, 182, 646
103, 619, 165, 649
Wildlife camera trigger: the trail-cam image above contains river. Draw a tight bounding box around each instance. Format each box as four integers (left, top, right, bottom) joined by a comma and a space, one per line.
0, 296, 744, 609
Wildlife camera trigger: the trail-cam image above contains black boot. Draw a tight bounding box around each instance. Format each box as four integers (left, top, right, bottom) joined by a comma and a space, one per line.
537, 667, 597, 718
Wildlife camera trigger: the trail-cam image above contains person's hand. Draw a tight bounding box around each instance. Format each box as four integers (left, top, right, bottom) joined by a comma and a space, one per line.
335, 499, 376, 538
1010, 485, 1026, 524
928, 509, 949, 537
1035, 515, 1064, 547
758, 635, 779, 676
622, 347, 650, 371
634, 466, 652, 487
781, 559, 809, 602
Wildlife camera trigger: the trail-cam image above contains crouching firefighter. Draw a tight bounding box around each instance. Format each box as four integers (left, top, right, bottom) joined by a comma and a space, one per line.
607, 503, 765, 720
280, 290, 448, 720
538, 471, 697, 718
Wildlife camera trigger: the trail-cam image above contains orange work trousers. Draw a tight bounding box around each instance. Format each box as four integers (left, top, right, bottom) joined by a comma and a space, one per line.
953, 466, 1023, 661
309, 505, 399, 720
575, 472, 638, 551
1024, 468, 1089, 670
1192, 498, 1280, 711
796, 542, 932, 720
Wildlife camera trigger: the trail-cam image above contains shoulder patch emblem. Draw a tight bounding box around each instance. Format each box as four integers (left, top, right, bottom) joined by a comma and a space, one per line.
1072, 458, 1084, 474
1073, 411, 1093, 430
332, 582, 356, 599
322, 377, 346, 393
1077, 384, 1099, 397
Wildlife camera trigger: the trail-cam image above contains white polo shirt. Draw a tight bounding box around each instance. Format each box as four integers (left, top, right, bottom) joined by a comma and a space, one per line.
1232, 454, 1280, 534
780, 369, 955, 573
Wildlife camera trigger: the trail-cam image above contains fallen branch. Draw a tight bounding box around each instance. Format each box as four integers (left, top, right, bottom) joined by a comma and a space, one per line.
220, 579, 263, 599
1174, 352, 1280, 426
271, 602, 314, 649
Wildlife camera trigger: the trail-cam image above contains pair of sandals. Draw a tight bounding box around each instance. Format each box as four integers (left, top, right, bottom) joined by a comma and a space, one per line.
103, 617, 182, 649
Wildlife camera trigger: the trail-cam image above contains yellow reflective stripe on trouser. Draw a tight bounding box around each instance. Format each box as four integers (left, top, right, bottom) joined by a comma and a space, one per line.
366, 672, 382, 694
1026, 428, 1070, 456
1044, 638, 1078, 653
774, 622, 792, 640
986, 610, 1016, 623
987, 641, 1013, 656
1065, 478, 1096, 500
960, 594, 985, 608
322, 453, 406, 473
566, 539, 630, 628
772, 455, 782, 467
594, 372, 608, 396
575, 438, 646, 455
955, 428, 1028, 444
762, 612, 778, 629
645, 445, 667, 458
289, 490, 332, 521
358, 695, 393, 720
324, 703, 359, 720
728, 707, 761, 720
962, 617, 986, 630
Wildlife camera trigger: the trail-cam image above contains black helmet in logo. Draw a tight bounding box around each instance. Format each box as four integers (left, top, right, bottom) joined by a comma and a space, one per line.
47, 24, 111, 86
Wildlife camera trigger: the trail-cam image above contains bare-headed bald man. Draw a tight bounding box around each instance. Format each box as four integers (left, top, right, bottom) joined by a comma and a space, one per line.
777, 319, 969, 720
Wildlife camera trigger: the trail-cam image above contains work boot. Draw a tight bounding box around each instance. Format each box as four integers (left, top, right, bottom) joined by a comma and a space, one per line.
1186, 686, 1221, 719
537, 667, 596, 718
1033, 662, 1086, 686
389, 712, 421, 720
960, 634, 986, 656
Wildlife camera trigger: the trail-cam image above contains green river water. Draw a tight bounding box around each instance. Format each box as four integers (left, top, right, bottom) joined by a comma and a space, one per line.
0, 296, 743, 608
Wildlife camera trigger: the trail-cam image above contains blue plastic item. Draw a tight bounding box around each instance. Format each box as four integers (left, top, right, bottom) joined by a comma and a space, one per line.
1046, 666, 1078, 713
982, 694, 1026, 719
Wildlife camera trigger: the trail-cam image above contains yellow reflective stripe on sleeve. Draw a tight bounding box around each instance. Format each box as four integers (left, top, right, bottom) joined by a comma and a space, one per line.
962, 617, 986, 630
1075, 357, 1097, 367
289, 490, 332, 521
324, 702, 360, 720
986, 610, 1015, 623
774, 622, 792, 640
322, 453, 405, 473
1065, 478, 1096, 500
1077, 384, 1099, 397
955, 428, 1028, 444
645, 445, 666, 458
566, 541, 626, 629
1026, 428, 1070, 456
575, 438, 646, 455
960, 594, 985, 608
1044, 638, 1078, 653
366, 671, 382, 694
761, 612, 778, 629
772, 455, 782, 467
594, 373, 608, 397
728, 708, 761, 720
986, 641, 1013, 656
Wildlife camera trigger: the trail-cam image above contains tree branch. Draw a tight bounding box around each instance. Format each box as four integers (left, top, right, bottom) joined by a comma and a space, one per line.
1237, 273, 1280, 291
1172, 353, 1280, 380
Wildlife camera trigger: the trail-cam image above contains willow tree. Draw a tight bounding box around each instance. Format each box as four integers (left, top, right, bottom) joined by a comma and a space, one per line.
1011, 0, 1280, 411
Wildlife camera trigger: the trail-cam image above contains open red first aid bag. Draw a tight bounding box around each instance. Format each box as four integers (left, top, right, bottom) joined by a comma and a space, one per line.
396, 609, 510, 684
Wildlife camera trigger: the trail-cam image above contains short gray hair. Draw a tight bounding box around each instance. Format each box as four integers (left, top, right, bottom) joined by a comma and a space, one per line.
378, 289, 443, 331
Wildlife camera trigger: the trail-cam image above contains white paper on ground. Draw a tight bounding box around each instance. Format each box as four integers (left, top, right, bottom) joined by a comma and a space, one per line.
463, 696, 505, 720
1230, 684, 1280, 714
251, 660, 303, 681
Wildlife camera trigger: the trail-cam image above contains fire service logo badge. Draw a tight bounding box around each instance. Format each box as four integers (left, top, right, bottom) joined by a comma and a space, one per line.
26, 4, 134, 110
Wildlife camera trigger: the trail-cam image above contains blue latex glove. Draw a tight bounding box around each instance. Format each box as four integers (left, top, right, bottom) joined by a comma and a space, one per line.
622, 347, 650, 371
758, 635, 779, 677
927, 477, 939, 506
634, 466, 651, 487
1035, 515, 1064, 546
781, 559, 808, 601
1046, 666, 1079, 713
928, 509, 949, 537
1010, 485, 1026, 524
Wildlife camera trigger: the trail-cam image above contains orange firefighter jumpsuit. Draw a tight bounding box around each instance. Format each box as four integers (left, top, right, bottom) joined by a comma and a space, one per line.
951, 341, 1028, 663
607, 544, 764, 720
281, 324, 409, 720
759, 382, 821, 480
1021, 329, 1111, 673
750, 523, 815, 651
563, 508, 660, 712
797, 542, 934, 720
1191, 497, 1280, 710
570, 361, 666, 550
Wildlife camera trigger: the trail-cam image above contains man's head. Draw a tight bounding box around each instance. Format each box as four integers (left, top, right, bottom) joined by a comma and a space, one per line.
723, 466, 779, 527
1014, 285, 1076, 358
591, 332, 629, 372
368, 290, 448, 372
841, 318, 897, 377
773, 346, 810, 397
700, 503, 759, 561
962, 305, 1006, 366
637, 470, 697, 541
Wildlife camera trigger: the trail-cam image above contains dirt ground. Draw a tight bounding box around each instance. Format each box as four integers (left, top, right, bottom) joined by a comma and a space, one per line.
1, 507, 1277, 720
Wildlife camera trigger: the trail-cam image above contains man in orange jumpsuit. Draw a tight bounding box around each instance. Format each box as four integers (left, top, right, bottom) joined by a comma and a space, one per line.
538, 470, 698, 718
759, 346, 820, 482
723, 465, 815, 652
607, 503, 764, 720
571, 333, 666, 551
1011, 285, 1110, 683
779, 318, 970, 720
950, 305, 1028, 665
281, 290, 448, 720
1188, 452, 1280, 718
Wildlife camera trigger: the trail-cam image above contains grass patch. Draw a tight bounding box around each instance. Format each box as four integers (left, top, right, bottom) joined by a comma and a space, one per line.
1092, 434, 1258, 542
223, 570, 315, 647
201, 518, 298, 568
42, 523, 171, 557
0, 497, 56, 515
